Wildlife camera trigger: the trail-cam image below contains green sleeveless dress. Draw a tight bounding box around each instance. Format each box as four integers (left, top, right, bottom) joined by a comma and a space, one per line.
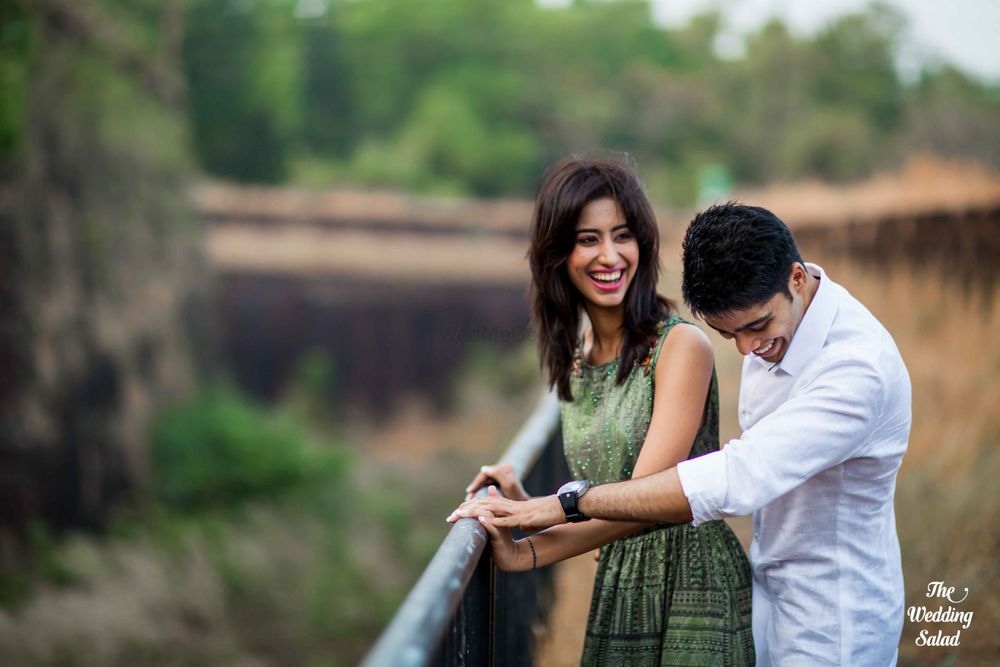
561, 316, 754, 666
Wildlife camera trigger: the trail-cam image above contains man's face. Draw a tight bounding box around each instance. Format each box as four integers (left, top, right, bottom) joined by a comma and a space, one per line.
702, 264, 810, 364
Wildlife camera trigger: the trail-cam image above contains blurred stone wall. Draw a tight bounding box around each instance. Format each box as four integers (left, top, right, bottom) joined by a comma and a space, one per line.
0, 2, 207, 563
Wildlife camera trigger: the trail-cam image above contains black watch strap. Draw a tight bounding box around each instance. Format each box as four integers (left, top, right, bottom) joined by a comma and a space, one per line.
559, 489, 589, 522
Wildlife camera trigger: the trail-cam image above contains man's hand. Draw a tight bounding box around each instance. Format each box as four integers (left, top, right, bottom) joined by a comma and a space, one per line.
447, 488, 565, 532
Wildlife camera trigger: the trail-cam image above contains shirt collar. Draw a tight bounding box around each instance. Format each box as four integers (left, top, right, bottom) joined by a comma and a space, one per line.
757, 262, 838, 377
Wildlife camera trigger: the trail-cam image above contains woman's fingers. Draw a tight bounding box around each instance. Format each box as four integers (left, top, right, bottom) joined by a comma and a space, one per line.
464, 464, 531, 502
465, 469, 489, 494
478, 515, 500, 539
466, 464, 516, 492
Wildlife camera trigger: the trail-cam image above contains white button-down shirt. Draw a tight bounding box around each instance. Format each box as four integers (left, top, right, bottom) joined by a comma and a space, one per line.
677, 264, 911, 666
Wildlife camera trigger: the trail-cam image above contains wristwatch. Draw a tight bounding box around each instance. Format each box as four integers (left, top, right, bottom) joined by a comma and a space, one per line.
557, 480, 591, 522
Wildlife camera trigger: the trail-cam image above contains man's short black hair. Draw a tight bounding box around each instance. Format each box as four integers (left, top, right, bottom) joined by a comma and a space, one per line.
681, 202, 804, 318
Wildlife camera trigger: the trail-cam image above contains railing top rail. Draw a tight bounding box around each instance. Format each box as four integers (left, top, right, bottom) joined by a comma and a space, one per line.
360, 390, 561, 667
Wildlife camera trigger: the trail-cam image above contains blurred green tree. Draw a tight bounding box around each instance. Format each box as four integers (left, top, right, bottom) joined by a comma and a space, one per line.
903, 65, 1000, 167
183, 0, 303, 182
176, 0, 1000, 203
0, 0, 31, 162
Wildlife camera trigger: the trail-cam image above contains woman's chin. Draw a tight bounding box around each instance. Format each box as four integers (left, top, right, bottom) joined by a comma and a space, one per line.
586, 295, 626, 310
583, 285, 632, 309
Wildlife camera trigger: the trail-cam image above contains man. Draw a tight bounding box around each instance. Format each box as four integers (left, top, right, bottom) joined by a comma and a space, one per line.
452, 203, 911, 665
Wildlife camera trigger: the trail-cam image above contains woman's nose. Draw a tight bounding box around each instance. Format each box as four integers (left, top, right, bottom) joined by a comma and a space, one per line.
598, 238, 620, 264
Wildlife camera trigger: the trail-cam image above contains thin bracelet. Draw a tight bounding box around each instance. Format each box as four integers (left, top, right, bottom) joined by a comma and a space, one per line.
525, 536, 537, 571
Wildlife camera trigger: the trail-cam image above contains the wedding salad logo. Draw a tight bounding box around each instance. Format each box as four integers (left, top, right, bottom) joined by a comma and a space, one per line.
907, 581, 974, 647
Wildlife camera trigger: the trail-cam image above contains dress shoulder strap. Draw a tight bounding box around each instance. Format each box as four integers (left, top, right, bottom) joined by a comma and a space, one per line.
650, 315, 686, 368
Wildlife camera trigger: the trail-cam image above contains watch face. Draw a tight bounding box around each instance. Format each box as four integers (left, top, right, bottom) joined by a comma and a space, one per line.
558, 480, 588, 496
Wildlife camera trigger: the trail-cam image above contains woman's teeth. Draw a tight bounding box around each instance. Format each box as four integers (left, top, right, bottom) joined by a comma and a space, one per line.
590, 270, 622, 282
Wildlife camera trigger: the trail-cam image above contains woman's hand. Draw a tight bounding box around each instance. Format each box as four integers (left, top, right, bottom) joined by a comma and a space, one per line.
471, 489, 529, 572
465, 463, 530, 501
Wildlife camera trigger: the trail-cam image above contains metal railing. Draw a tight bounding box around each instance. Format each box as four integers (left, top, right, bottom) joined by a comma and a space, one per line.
361, 391, 567, 667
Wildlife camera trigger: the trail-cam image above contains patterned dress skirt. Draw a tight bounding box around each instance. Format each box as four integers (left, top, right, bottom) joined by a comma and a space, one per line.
582, 521, 754, 666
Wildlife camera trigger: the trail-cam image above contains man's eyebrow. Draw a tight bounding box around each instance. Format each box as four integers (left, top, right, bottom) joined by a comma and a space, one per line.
710, 312, 772, 335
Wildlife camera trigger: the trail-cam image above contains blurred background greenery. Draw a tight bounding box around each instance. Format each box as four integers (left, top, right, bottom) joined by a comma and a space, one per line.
1, 0, 998, 665
6, 0, 997, 203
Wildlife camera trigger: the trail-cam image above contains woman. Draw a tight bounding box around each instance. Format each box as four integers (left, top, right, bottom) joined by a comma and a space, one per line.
455, 156, 754, 665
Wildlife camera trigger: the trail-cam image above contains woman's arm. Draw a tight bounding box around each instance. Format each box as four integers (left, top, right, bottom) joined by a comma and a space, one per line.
462, 322, 716, 568
632, 322, 715, 478
482, 514, 646, 572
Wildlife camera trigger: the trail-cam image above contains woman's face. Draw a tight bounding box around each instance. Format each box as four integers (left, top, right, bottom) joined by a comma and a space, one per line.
566, 197, 639, 312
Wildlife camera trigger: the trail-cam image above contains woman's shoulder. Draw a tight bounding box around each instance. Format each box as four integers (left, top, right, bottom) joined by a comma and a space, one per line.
652, 315, 713, 370
657, 315, 710, 347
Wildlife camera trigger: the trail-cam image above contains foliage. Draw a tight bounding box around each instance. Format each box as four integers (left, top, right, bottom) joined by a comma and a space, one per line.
902, 65, 1000, 168
0, 370, 501, 665
182, 0, 303, 182
179, 0, 1000, 204
150, 385, 347, 512
0, 0, 31, 163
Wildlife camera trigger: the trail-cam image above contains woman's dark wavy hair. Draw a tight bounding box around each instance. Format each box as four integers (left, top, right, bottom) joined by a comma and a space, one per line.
529, 155, 673, 402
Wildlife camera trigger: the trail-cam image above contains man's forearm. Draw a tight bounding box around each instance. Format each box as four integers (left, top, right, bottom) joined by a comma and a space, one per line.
578, 466, 693, 524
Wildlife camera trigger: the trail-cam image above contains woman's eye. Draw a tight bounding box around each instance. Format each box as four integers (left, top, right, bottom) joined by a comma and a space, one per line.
577, 236, 598, 245
615, 231, 633, 241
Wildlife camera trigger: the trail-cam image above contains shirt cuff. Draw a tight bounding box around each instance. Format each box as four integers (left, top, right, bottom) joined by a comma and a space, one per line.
676, 450, 728, 526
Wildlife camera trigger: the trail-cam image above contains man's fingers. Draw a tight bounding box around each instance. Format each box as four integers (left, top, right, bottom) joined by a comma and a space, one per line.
447, 496, 509, 522
490, 514, 525, 529
460, 497, 511, 515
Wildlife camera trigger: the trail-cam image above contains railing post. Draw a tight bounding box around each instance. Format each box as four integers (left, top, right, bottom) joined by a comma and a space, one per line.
435, 549, 493, 666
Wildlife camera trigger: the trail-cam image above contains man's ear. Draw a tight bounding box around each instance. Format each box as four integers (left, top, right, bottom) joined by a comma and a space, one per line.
789, 262, 808, 293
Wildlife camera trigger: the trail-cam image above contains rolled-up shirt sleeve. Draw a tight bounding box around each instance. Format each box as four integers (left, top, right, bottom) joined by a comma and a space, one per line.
677, 355, 885, 525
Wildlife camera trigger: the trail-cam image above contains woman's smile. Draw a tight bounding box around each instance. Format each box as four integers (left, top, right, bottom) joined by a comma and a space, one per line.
588, 268, 626, 292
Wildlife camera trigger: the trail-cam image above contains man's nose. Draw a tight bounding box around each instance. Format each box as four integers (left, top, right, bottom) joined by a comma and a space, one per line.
735, 333, 760, 356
